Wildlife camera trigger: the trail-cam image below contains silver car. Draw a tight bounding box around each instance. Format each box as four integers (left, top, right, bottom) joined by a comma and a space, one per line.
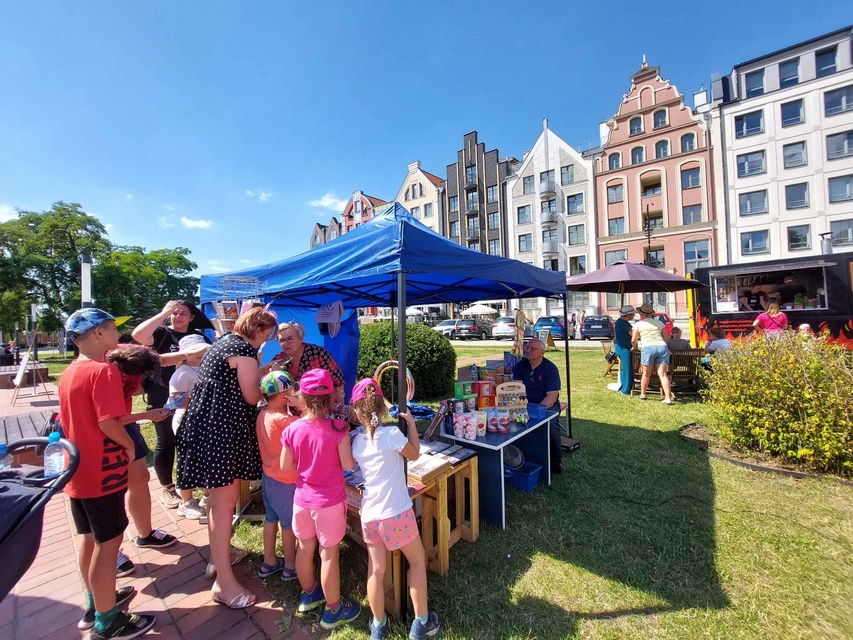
491, 316, 517, 340
433, 319, 463, 339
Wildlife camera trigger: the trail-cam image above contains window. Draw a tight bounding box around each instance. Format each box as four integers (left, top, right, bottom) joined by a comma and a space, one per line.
608, 153, 621, 170
655, 140, 669, 159
681, 133, 696, 152
419, 183, 424, 197
607, 184, 623, 203
411, 206, 420, 218
629, 116, 643, 135
825, 86, 853, 116
468, 241, 479, 250
741, 230, 769, 255
424, 203, 433, 217
449, 196, 458, 213
313, 233, 320, 245
518, 233, 533, 252
604, 249, 627, 266
609, 218, 624, 235
489, 239, 500, 256
681, 167, 701, 189
737, 150, 766, 177
355, 200, 362, 214
487, 211, 499, 229
486, 185, 498, 204
739, 190, 768, 215
684, 240, 710, 273
449, 221, 459, 237
816, 46, 837, 78
735, 110, 763, 138
329, 228, 337, 240
561, 164, 575, 185
541, 199, 557, 214
522, 176, 535, 194
645, 211, 664, 229
783, 141, 807, 168
642, 182, 662, 197
827, 131, 853, 160
788, 225, 811, 251
543, 258, 558, 271
569, 255, 586, 276
543, 228, 558, 244
781, 99, 804, 126
745, 70, 764, 98
467, 217, 479, 238
683, 204, 702, 224
785, 182, 809, 209
646, 248, 665, 268
831, 219, 853, 246
567, 224, 584, 245
776, 59, 799, 89
517, 205, 531, 224
404, 190, 409, 201
465, 165, 477, 185
466, 191, 478, 212
828, 175, 853, 203
631, 146, 645, 165
567, 193, 584, 214
653, 110, 667, 128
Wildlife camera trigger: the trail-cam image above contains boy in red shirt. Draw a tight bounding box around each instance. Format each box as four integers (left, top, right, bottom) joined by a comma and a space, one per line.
60, 309, 156, 640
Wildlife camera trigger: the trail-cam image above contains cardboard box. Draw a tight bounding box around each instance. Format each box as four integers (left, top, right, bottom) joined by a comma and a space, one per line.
457, 366, 474, 382
463, 394, 478, 413
478, 366, 498, 382
477, 395, 495, 409
454, 381, 474, 398
473, 381, 495, 397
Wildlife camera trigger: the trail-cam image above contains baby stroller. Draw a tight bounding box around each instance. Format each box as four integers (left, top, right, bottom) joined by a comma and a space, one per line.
0, 436, 79, 601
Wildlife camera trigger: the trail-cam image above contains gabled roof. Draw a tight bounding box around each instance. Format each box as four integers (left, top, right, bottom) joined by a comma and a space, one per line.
422, 170, 443, 187
364, 195, 387, 207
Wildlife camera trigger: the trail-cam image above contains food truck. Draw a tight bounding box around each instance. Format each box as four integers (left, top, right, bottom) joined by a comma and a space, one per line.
691, 250, 853, 349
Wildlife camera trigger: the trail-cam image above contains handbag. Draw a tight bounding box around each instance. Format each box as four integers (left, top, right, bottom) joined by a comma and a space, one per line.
604, 350, 617, 363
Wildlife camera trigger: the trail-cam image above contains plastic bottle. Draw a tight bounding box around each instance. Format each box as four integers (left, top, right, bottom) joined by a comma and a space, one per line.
470, 364, 478, 381
43, 432, 65, 478
0, 443, 11, 471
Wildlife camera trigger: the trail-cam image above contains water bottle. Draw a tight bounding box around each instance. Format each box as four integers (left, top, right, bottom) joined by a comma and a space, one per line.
470, 364, 478, 381
0, 443, 11, 471
43, 432, 65, 478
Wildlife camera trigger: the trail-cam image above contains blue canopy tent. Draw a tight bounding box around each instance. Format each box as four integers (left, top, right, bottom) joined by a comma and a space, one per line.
199, 203, 571, 427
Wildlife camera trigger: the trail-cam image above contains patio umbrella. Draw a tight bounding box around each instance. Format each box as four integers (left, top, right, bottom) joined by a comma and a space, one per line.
462, 303, 499, 316
566, 261, 704, 306
405, 307, 424, 316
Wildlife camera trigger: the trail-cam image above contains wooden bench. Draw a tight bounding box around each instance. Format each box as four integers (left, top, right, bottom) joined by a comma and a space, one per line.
631, 349, 705, 396
0, 363, 50, 390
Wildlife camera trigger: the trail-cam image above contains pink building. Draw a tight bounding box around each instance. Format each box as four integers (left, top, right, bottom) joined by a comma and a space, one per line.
594, 59, 719, 317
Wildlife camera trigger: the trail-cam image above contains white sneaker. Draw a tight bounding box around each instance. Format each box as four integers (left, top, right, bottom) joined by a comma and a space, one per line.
177, 498, 206, 520
198, 494, 209, 510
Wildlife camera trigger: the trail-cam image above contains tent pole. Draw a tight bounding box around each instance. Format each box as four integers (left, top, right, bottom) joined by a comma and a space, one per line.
562, 293, 572, 439
396, 271, 410, 623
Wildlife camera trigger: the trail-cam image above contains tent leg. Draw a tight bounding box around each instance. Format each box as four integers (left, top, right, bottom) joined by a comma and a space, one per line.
395, 272, 410, 623
561, 294, 576, 448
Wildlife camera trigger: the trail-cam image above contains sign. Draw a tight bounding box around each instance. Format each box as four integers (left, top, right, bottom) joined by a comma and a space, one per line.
537, 329, 557, 349
13, 353, 30, 388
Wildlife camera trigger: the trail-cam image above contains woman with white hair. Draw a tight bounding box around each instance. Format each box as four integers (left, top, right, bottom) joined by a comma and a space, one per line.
270, 321, 345, 404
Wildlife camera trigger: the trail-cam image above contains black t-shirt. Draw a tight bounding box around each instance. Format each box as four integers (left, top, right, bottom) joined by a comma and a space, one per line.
744, 290, 768, 310
144, 326, 207, 407
775, 282, 807, 305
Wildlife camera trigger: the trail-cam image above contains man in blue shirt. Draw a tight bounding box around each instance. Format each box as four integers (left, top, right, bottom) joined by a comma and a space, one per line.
512, 339, 563, 474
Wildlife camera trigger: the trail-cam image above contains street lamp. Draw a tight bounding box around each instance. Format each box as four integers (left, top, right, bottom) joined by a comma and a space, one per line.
643, 204, 653, 266
81, 254, 93, 308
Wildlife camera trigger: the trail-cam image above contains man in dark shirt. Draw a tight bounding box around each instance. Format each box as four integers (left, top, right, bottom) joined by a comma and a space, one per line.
774, 275, 807, 306
512, 338, 563, 474
741, 284, 769, 311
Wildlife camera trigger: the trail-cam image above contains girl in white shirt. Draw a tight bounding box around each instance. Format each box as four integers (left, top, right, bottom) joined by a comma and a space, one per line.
349, 379, 441, 640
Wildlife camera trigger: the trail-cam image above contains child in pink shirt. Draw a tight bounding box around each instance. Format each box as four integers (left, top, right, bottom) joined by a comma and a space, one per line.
280, 369, 361, 630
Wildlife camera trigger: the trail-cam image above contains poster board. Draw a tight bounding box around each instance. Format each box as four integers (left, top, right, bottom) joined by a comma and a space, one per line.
12, 353, 30, 387
536, 329, 556, 349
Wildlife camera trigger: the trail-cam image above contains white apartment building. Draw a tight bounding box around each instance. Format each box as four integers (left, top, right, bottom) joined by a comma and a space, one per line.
395, 161, 445, 234
713, 25, 853, 263
505, 118, 595, 319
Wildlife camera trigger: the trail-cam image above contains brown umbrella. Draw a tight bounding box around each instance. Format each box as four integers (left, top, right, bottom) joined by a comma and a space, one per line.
566, 261, 705, 307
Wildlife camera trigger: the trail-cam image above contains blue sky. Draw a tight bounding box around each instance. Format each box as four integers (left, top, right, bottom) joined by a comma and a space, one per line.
1, 2, 849, 277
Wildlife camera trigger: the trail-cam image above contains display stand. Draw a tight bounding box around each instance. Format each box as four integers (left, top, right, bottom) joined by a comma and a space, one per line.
10, 337, 52, 406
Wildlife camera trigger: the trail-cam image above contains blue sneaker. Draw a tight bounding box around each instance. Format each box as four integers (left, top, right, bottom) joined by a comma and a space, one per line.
409, 611, 441, 640
319, 598, 361, 630
369, 616, 389, 639
297, 583, 325, 613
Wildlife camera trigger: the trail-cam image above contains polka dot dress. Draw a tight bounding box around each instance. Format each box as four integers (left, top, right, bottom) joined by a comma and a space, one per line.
176, 334, 262, 489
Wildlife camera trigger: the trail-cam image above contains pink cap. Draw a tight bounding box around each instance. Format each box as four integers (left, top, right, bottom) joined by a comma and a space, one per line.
351, 378, 384, 404
299, 369, 334, 396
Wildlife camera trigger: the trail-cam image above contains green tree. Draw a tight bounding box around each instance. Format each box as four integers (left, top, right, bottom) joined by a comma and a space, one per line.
0, 289, 29, 341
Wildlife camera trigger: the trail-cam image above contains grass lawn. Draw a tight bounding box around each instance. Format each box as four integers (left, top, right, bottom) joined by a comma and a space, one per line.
89, 345, 853, 638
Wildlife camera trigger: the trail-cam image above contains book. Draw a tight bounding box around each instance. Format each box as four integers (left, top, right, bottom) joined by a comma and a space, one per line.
438, 447, 476, 465
419, 440, 452, 455
219, 301, 239, 319
406, 454, 451, 482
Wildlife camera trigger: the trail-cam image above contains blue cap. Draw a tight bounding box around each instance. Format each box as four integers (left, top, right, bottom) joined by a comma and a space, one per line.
65, 308, 130, 340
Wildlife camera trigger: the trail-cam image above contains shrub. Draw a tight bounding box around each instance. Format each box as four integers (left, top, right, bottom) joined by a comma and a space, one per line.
702, 331, 853, 476
358, 321, 457, 401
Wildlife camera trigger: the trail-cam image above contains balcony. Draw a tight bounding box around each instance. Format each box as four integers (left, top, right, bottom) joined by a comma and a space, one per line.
540, 211, 558, 224
465, 204, 480, 216
466, 228, 480, 241
541, 241, 558, 254
464, 177, 478, 191
539, 178, 556, 199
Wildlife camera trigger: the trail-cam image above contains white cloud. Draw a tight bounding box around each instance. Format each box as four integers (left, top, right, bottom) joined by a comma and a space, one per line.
206, 259, 235, 273
180, 216, 214, 230
158, 217, 176, 229
308, 192, 347, 212
0, 204, 18, 222
125, 193, 133, 200
245, 190, 255, 198
104, 223, 114, 232
239, 259, 251, 264
258, 191, 273, 202
164, 205, 175, 212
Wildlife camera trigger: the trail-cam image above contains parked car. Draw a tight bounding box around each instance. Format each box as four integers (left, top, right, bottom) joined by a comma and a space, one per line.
532, 316, 575, 340
455, 320, 488, 340
433, 319, 464, 339
580, 315, 615, 340
491, 316, 517, 340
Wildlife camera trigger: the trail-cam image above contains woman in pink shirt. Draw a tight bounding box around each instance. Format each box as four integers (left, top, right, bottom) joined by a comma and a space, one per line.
753, 302, 789, 334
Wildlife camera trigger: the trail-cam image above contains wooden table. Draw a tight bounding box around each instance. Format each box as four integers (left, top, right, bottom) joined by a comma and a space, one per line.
443, 412, 554, 529
0, 410, 54, 444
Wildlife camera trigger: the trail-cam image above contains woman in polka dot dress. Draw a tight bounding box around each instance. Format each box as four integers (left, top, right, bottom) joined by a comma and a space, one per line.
176, 307, 278, 609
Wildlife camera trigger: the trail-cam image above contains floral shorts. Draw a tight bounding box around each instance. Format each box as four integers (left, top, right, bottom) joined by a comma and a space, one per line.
361, 507, 419, 551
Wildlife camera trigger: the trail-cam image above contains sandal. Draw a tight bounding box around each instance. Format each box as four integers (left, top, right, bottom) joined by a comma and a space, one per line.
280, 566, 298, 582
257, 557, 286, 578
230, 548, 248, 565
211, 589, 256, 609
639, 394, 647, 400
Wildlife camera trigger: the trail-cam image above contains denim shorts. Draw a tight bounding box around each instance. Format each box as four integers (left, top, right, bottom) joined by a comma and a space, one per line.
125, 422, 149, 462
262, 473, 296, 528
641, 345, 670, 366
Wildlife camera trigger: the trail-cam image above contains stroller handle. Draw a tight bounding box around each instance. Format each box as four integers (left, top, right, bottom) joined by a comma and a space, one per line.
7, 437, 80, 491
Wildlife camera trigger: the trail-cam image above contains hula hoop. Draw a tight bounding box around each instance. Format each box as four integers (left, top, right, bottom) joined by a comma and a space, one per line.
373, 360, 415, 406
